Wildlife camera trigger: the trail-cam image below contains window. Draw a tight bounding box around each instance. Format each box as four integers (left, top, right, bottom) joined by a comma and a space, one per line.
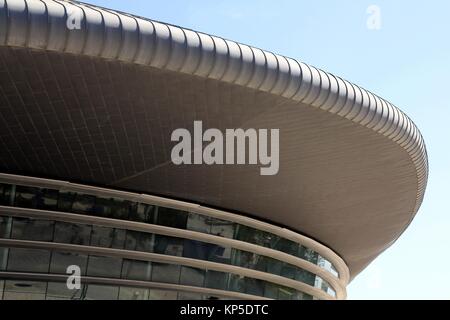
71, 193, 95, 214
131, 203, 156, 223
11, 217, 55, 242
3, 280, 46, 300
54, 222, 91, 245
90, 226, 125, 249
46, 282, 85, 300
153, 235, 183, 256
209, 217, 235, 238
0, 184, 13, 205
93, 197, 132, 220
57, 191, 76, 212
156, 207, 188, 229
178, 292, 203, 300
204, 270, 228, 291
87, 255, 122, 278
84, 284, 119, 300
179, 266, 205, 287
125, 230, 154, 252
50, 252, 88, 275
0, 248, 8, 271
121, 259, 152, 281
118, 287, 149, 300
151, 263, 180, 284
186, 213, 210, 233
149, 289, 177, 300
7, 248, 50, 273
0, 216, 11, 238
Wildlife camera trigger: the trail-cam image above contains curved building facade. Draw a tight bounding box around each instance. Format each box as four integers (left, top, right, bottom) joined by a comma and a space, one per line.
0, 0, 428, 300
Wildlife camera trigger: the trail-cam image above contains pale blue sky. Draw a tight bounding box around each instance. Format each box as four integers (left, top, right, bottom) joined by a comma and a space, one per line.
84, 0, 450, 299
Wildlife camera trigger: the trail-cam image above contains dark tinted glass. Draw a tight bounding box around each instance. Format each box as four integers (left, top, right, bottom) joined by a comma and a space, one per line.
156, 207, 188, 229
54, 222, 91, 245
11, 217, 54, 242
87, 255, 122, 278
121, 259, 152, 281
7, 248, 50, 273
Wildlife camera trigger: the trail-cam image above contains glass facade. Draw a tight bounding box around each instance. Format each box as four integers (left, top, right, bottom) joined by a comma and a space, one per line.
0, 180, 341, 300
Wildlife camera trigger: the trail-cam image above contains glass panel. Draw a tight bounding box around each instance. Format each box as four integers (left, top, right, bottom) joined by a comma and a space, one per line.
205, 270, 229, 291
14, 185, 39, 208
3, 280, 46, 300
130, 203, 156, 223
0, 280, 3, 300
296, 269, 316, 286
298, 246, 319, 264
0, 184, 13, 205
244, 278, 264, 296
151, 263, 180, 284
232, 249, 265, 272
54, 222, 92, 245
0, 216, 12, 238
125, 230, 154, 252
179, 266, 205, 287
84, 284, 119, 300
87, 255, 122, 278
11, 217, 55, 242
71, 193, 96, 214
178, 292, 203, 300
278, 286, 295, 300
121, 259, 152, 281
118, 287, 149, 300
0, 247, 8, 271
263, 282, 279, 299
46, 282, 85, 300
93, 197, 131, 220
228, 274, 245, 293
7, 248, 50, 273
209, 217, 235, 238
183, 240, 230, 264
186, 213, 210, 233
156, 207, 188, 229
50, 252, 88, 275
153, 235, 183, 256
274, 238, 298, 256
149, 289, 177, 300
90, 226, 126, 249
57, 191, 76, 212
235, 225, 277, 248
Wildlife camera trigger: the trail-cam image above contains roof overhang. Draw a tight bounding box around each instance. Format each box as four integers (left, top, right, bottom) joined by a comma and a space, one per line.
0, 0, 428, 280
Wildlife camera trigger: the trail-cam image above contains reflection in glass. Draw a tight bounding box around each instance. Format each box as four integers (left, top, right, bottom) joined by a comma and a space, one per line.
11, 217, 55, 242
3, 280, 46, 300
7, 248, 50, 273
50, 252, 88, 275
87, 255, 122, 278
90, 226, 125, 249
54, 222, 91, 245
149, 289, 178, 300
118, 287, 149, 300
121, 259, 152, 281
84, 284, 119, 300
151, 263, 180, 284
179, 266, 205, 287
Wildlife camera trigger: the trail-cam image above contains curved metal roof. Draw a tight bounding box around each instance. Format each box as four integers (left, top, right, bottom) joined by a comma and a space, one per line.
0, 0, 428, 279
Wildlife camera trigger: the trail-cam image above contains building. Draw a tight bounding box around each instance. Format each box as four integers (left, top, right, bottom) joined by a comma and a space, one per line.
0, 0, 428, 300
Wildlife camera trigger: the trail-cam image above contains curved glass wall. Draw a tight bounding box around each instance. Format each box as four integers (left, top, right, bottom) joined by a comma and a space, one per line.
0, 179, 343, 300
0, 215, 335, 297
0, 183, 339, 276
0, 279, 302, 300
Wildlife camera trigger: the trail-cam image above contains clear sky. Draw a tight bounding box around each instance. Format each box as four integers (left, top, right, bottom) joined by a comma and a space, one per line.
83, 0, 450, 299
